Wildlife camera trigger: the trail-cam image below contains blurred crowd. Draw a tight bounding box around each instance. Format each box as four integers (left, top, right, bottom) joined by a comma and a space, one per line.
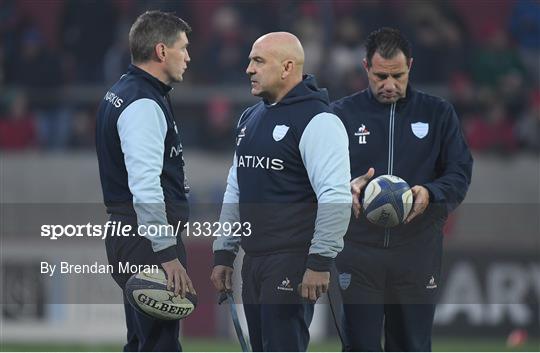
0, 0, 538, 154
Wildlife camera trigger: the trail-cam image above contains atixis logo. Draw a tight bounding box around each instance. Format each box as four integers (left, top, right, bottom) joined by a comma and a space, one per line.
170, 143, 183, 158
237, 155, 284, 171
354, 124, 370, 144
104, 91, 124, 108
277, 277, 294, 292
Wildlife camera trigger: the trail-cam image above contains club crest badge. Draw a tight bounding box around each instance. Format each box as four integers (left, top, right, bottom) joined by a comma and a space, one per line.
411, 122, 429, 139
339, 273, 352, 290
273, 125, 289, 141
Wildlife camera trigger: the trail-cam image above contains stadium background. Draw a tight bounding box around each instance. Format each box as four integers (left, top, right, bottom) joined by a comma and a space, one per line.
0, 0, 538, 351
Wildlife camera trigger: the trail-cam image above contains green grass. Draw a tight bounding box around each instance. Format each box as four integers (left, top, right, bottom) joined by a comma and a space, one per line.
1, 337, 539, 352
433, 337, 539, 352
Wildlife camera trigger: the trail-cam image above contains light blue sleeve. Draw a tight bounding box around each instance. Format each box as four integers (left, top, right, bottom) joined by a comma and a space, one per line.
117, 98, 175, 252
213, 154, 241, 254
299, 112, 352, 258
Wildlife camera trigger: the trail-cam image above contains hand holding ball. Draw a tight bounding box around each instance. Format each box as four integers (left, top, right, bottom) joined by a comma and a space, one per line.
125, 269, 197, 320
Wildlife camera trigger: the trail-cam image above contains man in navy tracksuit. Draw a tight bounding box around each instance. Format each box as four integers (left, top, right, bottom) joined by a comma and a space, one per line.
211, 32, 352, 351
96, 11, 195, 351
331, 28, 473, 351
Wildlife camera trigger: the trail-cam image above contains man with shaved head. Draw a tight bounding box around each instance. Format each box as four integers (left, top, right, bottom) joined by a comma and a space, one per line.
211, 32, 352, 351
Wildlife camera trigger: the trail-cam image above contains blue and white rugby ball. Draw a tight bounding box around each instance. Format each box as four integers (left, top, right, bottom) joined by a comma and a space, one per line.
362, 175, 413, 227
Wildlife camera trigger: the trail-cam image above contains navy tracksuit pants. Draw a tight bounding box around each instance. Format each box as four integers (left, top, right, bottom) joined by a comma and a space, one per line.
242, 252, 315, 352
105, 215, 187, 352
336, 233, 442, 352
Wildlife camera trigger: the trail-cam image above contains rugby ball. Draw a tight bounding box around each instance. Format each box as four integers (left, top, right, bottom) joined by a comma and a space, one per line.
362, 175, 413, 227
125, 269, 197, 320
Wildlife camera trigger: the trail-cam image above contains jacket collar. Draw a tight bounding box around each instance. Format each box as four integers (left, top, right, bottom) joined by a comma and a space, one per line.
127, 64, 173, 97
366, 84, 414, 108
264, 74, 329, 107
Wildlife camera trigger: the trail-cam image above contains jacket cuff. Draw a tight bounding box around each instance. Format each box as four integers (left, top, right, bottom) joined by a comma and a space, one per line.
214, 250, 236, 268
156, 246, 177, 263
422, 182, 442, 203
306, 254, 333, 272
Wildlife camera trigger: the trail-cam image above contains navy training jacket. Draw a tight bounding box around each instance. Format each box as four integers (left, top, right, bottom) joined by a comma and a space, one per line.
331, 86, 473, 247
96, 65, 189, 262
214, 75, 352, 271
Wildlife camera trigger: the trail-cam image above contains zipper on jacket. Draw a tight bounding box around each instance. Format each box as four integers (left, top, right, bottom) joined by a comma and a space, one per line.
384, 103, 397, 248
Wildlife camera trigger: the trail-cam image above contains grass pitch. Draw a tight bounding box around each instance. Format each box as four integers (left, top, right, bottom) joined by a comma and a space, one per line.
1, 336, 539, 351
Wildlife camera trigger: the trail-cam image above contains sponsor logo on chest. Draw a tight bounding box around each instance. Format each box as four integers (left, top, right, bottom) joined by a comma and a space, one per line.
104, 91, 124, 108
237, 155, 284, 171
354, 124, 370, 144
170, 142, 183, 158
236, 124, 290, 171
236, 126, 247, 146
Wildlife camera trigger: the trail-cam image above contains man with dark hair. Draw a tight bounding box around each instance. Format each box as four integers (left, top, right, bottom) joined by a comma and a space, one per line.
331, 27, 473, 351
210, 32, 352, 351
96, 11, 195, 351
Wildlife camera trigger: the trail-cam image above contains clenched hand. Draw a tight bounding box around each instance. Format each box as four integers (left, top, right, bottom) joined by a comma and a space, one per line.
210, 265, 234, 293
298, 269, 330, 302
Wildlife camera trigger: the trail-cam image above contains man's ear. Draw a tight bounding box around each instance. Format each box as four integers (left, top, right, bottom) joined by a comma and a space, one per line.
155, 43, 167, 62
362, 58, 369, 74
408, 57, 414, 71
281, 60, 294, 79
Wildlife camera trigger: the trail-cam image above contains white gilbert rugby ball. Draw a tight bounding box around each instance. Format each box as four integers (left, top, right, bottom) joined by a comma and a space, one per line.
362, 175, 413, 228
125, 269, 197, 320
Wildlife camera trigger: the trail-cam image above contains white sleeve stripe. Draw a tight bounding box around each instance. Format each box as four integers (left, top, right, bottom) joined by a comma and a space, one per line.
213, 154, 241, 254
117, 98, 174, 252
299, 112, 351, 201
237, 108, 251, 128
299, 112, 352, 258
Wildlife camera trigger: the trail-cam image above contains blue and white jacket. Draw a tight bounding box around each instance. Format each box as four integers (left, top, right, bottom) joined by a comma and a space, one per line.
331, 86, 473, 247
213, 75, 352, 271
96, 65, 189, 262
